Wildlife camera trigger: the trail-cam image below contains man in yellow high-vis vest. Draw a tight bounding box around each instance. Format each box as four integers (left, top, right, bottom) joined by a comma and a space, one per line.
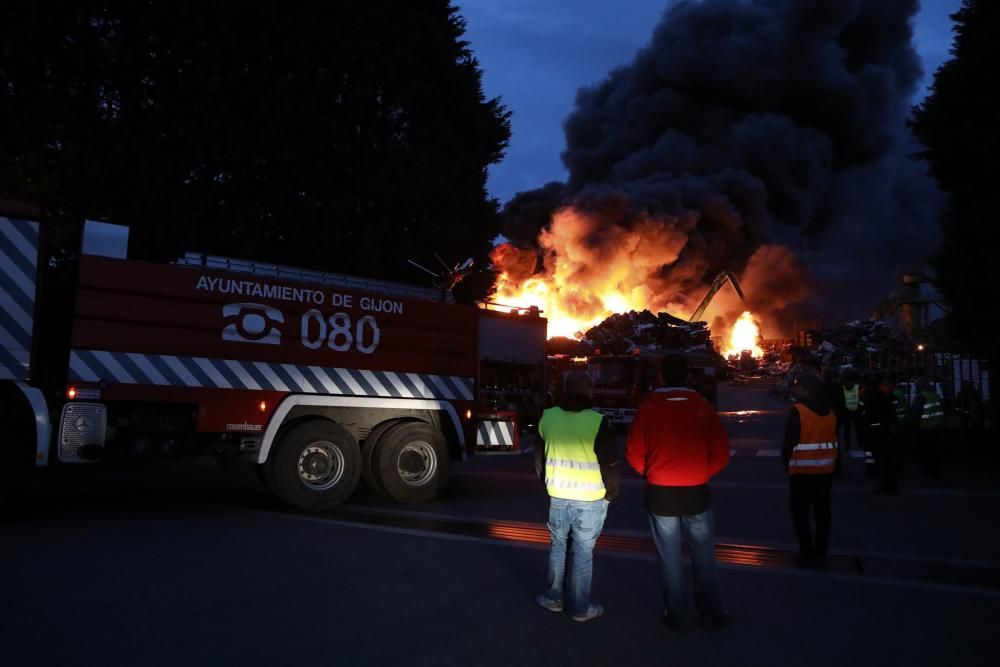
534, 371, 619, 623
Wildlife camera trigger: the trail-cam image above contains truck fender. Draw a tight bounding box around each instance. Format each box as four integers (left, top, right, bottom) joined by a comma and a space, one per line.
253, 395, 464, 465
11, 381, 52, 467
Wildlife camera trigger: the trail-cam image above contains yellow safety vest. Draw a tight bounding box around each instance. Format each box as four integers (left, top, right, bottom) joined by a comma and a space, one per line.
843, 385, 859, 412
538, 407, 605, 501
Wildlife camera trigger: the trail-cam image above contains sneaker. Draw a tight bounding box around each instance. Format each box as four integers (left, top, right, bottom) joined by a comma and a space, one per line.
700, 610, 735, 630
571, 604, 604, 623
536, 594, 563, 612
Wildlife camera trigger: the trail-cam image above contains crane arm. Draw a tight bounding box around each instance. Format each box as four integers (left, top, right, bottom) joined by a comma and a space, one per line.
689, 270, 746, 322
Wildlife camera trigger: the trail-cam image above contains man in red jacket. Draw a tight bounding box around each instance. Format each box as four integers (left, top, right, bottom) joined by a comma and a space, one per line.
626, 352, 733, 631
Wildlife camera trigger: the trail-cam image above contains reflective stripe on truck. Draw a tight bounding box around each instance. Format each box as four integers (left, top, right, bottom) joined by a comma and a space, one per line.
69, 348, 474, 400
0, 216, 40, 381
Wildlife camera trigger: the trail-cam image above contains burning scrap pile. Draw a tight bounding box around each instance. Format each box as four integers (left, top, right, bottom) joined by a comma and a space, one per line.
568, 310, 712, 356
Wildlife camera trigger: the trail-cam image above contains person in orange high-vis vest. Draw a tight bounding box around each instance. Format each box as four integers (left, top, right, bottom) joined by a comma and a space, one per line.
782, 373, 841, 563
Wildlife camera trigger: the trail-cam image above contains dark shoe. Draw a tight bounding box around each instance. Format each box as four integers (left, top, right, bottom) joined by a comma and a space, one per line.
571, 604, 604, 623
700, 610, 735, 630
662, 611, 688, 631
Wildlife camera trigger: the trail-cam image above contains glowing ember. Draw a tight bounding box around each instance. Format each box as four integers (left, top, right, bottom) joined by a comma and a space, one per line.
722, 311, 763, 358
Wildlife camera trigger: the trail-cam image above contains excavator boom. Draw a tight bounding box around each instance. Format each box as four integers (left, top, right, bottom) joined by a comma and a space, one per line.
689, 270, 746, 322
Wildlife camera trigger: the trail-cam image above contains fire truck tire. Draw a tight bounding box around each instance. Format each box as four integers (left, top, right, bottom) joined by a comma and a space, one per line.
372, 421, 449, 503
267, 420, 361, 511
360, 420, 402, 495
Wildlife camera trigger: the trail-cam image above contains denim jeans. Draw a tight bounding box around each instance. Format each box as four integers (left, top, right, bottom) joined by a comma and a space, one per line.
544, 497, 609, 615
648, 509, 723, 621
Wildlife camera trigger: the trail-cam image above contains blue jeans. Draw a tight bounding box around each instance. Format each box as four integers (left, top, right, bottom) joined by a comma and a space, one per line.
648, 509, 723, 620
544, 497, 609, 615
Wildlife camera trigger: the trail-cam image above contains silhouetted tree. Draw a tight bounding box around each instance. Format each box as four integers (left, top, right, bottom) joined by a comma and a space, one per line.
910, 0, 1000, 356
0, 1, 509, 297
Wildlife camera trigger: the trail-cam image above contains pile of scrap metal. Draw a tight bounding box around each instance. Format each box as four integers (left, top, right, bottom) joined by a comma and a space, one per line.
730, 351, 790, 384
581, 310, 714, 355
771, 319, 915, 397
802, 319, 914, 369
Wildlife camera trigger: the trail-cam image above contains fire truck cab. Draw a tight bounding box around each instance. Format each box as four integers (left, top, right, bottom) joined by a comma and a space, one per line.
587, 349, 720, 426
0, 210, 546, 511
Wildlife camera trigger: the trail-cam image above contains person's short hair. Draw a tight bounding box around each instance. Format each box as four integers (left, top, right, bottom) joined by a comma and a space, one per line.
564, 370, 593, 397
660, 353, 688, 386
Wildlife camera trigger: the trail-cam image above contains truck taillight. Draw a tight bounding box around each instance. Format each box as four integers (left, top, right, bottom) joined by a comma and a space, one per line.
66, 386, 77, 400
259, 401, 267, 412
465, 409, 472, 420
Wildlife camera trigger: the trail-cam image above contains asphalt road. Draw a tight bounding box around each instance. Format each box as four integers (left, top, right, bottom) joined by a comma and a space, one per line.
2, 380, 999, 666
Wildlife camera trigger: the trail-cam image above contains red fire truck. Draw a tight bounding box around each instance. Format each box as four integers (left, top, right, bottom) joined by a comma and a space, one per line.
586, 349, 720, 426
0, 209, 546, 510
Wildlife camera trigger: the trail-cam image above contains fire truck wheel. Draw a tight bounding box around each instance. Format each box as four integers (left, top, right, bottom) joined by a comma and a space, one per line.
360, 420, 402, 495
267, 420, 361, 511
372, 422, 449, 503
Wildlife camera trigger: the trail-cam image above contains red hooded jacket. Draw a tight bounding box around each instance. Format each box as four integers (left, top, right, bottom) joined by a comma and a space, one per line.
626, 388, 730, 486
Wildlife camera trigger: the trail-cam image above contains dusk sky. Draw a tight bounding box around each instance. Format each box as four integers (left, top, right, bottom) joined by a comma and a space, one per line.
459, 0, 963, 205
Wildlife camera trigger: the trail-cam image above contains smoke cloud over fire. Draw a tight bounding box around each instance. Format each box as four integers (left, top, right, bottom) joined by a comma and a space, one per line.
492, 0, 941, 341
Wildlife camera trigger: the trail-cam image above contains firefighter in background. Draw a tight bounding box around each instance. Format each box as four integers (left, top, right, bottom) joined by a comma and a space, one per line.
782, 373, 840, 563
956, 380, 984, 451
859, 375, 898, 493
534, 371, 619, 623
912, 377, 945, 478
888, 375, 911, 471
838, 371, 862, 450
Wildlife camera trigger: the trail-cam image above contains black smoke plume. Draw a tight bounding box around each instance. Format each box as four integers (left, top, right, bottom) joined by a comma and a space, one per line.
497, 0, 941, 335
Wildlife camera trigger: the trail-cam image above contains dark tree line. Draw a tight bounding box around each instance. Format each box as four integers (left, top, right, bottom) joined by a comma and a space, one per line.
0, 1, 509, 299
910, 0, 1000, 356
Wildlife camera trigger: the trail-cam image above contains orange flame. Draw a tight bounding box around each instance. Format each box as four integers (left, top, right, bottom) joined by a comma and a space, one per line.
490, 205, 689, 338
491, 265, 648, 339
722, 311, 763, 358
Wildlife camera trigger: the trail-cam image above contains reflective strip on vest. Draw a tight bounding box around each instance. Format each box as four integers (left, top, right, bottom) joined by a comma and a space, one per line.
790, 404, 839, 475
539, 407, 606, 501
920, 392, 945, 429
547, 458, 600, 471
789, 457, 838, 468
547, 479, 606, 492
792, 442, 837, 452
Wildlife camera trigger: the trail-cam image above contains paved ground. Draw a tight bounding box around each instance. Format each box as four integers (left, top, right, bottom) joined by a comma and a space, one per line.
2, 380, 998, 666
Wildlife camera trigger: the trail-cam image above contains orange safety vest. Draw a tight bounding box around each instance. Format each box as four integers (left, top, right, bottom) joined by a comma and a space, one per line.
789, 404, 839, 475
